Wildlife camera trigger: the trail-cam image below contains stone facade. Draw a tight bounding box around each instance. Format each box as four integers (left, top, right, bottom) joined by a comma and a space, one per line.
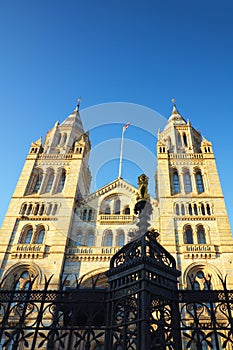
0, 102, 233, 291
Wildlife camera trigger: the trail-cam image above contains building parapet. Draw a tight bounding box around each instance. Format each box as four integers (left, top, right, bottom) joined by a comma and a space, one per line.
181, 244, 220, 259
169, 153, 204, 159
66, 246, 120, 261
98, 214, 134, 225
10, 244, 47, 259
38, 154, 73, 160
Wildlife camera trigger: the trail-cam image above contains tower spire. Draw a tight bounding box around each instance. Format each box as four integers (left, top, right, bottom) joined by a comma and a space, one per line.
171, 98, 179, 115
76, 97, 81, 112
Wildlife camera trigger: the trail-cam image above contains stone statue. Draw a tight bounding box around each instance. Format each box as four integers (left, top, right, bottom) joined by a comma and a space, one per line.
136, 174, 149, 201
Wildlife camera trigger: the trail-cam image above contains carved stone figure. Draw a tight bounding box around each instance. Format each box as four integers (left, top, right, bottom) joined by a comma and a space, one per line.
136, 174, 149, 201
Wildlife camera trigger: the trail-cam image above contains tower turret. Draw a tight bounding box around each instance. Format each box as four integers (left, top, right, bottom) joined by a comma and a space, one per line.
0, 103, 91, 288
156, 101, 233, 288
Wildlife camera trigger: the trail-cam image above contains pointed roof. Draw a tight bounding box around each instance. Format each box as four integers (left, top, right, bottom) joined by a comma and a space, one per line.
31, 136, 42, 147
77, 177, 158, 208
60, 107, 84, 132
164, 101, 186, 130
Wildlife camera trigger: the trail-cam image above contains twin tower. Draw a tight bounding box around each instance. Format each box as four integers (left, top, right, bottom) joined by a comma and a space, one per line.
0, 102, 233, 291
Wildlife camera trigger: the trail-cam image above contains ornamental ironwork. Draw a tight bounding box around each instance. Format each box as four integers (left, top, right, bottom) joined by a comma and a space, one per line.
0, 231, 232, 349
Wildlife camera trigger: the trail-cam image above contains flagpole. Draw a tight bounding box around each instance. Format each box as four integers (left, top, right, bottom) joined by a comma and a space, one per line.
118, 128, 124, 179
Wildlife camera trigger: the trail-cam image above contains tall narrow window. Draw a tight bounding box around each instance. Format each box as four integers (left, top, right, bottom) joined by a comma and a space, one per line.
194, 204, 198, 215
184, 172, 192, 193
188, 204, 193, 216
21, 204, 27, 215
105, 206, 110, 214
22, 228, 33, 244
197, 226, 206, 244
206, 204, 211, 215
173, 171, 180, 194
201, 203, 205, 215
35, 229, 45, 244
33, 171, 43, 193
82, 209, 87, 221
56, 133, 61, 145
34, 204, 39, 215
52, 204, 58, 215
106, 232, 113, 246
183, 133, 188, 147
76, 233, 82, 246
58, 170, 66, 192
184, 226, 193, 244
61, 133, 67, 145
26, 204, 33, 215
118, 233, 125, 246
88, 209, 92, 221
181, 204, 185, 215
87, 233, 94, 246
115, 199, 121, 214
175, 204, 180, 215
177, 133, 182, 147
195, 171, 204, 193
39, 204, 45, 216
45, 171, 54, 193
46, 204, 52, 215
124, 207, 130, 214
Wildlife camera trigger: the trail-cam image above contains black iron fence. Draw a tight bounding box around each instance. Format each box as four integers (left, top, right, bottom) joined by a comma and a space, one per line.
0, 232, 232, 349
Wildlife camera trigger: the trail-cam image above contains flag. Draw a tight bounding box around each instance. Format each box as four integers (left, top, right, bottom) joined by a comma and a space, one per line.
123, 122, 131, 133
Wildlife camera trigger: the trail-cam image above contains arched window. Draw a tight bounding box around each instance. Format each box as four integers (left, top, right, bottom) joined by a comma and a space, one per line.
39, 204, 45, 216
105, 206, 110, 215
88, 209, 92, 221
82, 209, 87, 221
46, 204, 52, 215
52, 204, 58, 215
184, 226, 193, 244
206, 204, 211, 215
21, 228, 33, 244
118, 233, 125, 246
57, 170, 66, 192
87, 233, 94, 246
61, 133, 67, 145
115, 199, 121, 214
21, 204, 27, 215
175, 204, 180, 215
193, 281, 200, 290
35, 228, 45, 244
56, 133, 61, 145
177, 133, 182, 147
167, 136, 172, 151
184, 172, 192, 193
197, 226, 206, 244
33, 171, 43, 193
45, 171, 54, 193
13, 271, 31, 291
34, 204, 39, 215
26, 204, 33, 215
193, 203, 198, 215
124, 207, 130, 214
195, 171, 204, 193
173, 171, 180, 194
106, 232, 113, 246
181, 204, 185, 215
183, 133, 188, 147
201, 203, 205, 215
76, 233, 82, 246
188, 204, 193, 216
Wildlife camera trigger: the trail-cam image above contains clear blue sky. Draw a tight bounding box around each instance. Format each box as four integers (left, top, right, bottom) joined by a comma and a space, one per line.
0, 1, 233, 230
